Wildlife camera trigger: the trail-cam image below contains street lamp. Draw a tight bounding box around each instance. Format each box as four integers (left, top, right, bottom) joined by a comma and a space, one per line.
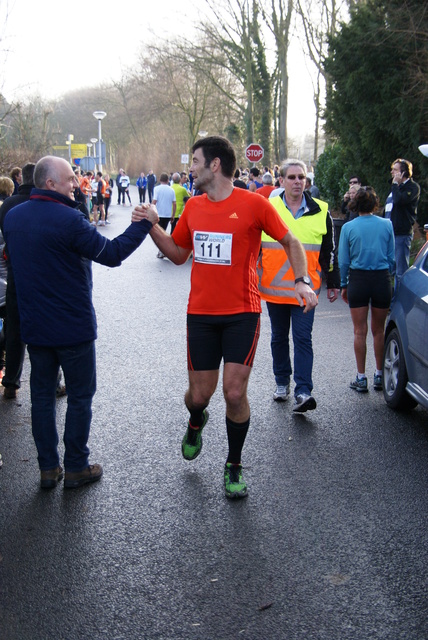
93, 111, 107, 172
66, 134, 74, 164
90, 138, 98, 159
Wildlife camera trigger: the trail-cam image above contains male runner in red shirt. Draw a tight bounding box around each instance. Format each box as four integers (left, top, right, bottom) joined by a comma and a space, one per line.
133, 136, 317, 499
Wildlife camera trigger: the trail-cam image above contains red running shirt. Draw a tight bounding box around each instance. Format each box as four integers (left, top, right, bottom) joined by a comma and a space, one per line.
172, 188, 289, 315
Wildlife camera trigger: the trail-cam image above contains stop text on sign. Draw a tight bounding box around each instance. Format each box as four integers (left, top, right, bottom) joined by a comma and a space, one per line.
245, 143, 264, 163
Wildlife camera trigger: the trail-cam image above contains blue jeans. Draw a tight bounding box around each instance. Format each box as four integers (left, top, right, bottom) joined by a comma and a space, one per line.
27, 341, 96, 472
394, 234, 412, 290
266, 302, 315, 397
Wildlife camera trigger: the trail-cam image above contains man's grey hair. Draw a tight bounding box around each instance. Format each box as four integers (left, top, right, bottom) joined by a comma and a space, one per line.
172, 172, 180, 183
262, 172, 273, 185
34, 156, 63, 189
279, 159, 307, 178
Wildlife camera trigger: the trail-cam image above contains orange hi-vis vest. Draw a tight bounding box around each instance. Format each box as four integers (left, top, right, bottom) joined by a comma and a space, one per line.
257, 195, 329, 305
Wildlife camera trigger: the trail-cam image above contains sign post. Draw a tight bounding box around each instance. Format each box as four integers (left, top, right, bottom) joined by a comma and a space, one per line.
245, 143, 264, 164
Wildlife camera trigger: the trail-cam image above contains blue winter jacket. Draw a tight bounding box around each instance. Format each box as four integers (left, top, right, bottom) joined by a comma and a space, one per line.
4, 189, 152, 347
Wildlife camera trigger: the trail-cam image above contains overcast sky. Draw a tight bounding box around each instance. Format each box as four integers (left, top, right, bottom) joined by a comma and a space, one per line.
1, 0, 316, 140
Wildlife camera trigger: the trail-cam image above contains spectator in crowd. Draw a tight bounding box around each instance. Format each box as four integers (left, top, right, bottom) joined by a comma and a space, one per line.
73, 168, 90, 220
0, 177, 14, 201
248, 167, 263, 190
118, 169, 132, 206
233, 169, 247, 189
257, 172, 276, 198
339, 186, 395, 392
147, 170, 157, 203
341, 175, 361, 222
136, 172, 147, 204
305, 176, 320, 199
383, 158, 420, 294
180, 172, 190, 191
104, 173, 113, 223
0, 164, 35, 398
116, 169, 123, 205
92, 172, 106, 226
80, 171, 93, 213
153, 172, 176, 258
171, 172, 190, 232
0, 225, 5, 381
10, 167, 22, 195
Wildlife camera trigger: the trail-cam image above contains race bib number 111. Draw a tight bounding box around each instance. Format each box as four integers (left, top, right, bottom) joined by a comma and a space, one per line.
193, 231, 232, 265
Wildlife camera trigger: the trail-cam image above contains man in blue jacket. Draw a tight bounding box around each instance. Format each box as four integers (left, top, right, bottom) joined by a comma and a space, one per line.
4, 156, 158, 490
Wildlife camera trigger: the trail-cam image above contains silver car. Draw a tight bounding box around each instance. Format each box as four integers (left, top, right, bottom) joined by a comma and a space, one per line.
383, 237, 428, 410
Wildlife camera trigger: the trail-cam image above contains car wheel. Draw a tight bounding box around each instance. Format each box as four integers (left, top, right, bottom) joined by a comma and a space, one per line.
383, 328, 418, 410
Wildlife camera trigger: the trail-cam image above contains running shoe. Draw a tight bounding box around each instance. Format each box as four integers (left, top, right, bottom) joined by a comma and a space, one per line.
349, 376, 368, 393
293, 393, 317, 412
273, 384, 290, 402
224, 463, 248, 499
373, 373, 383, 390
181, 410, 209, 460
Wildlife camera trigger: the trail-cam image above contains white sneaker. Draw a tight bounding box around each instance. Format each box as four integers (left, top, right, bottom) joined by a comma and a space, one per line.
273, 384, 290, 401
293, 393, 317, 412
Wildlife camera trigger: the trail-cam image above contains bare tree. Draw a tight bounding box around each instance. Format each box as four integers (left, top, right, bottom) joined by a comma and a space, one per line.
261, 0, 294, 160
194, 0, 274, 160
295, 0, 350, 159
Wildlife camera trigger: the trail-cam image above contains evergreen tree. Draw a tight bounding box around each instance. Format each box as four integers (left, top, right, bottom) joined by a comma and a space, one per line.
323, 0, 428, 220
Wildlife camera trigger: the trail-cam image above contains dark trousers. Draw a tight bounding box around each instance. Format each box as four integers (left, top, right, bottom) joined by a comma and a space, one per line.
105, 197, 111, 219
1, 275, 26, 389
117, 186, 125, 204
28, 340, 96, 471
138, 187, 146, 204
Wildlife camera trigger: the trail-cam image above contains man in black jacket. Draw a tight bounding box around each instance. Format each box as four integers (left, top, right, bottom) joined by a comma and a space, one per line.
146, 170, 156, 203
0, 163, 35, 398
384, 158, 420, 292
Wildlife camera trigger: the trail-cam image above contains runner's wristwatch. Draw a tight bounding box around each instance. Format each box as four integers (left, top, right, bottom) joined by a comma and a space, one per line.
295, 276, 311, 285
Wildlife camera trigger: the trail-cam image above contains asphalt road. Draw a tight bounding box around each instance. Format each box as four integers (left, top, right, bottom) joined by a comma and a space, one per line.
1, 190, 427, 640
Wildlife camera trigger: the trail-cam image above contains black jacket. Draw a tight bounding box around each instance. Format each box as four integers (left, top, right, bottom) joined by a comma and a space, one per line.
389, 178, 420, 236
0, 183, 34, 234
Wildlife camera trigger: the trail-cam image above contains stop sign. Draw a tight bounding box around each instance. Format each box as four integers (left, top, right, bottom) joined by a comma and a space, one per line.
245, 143, 264, 163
